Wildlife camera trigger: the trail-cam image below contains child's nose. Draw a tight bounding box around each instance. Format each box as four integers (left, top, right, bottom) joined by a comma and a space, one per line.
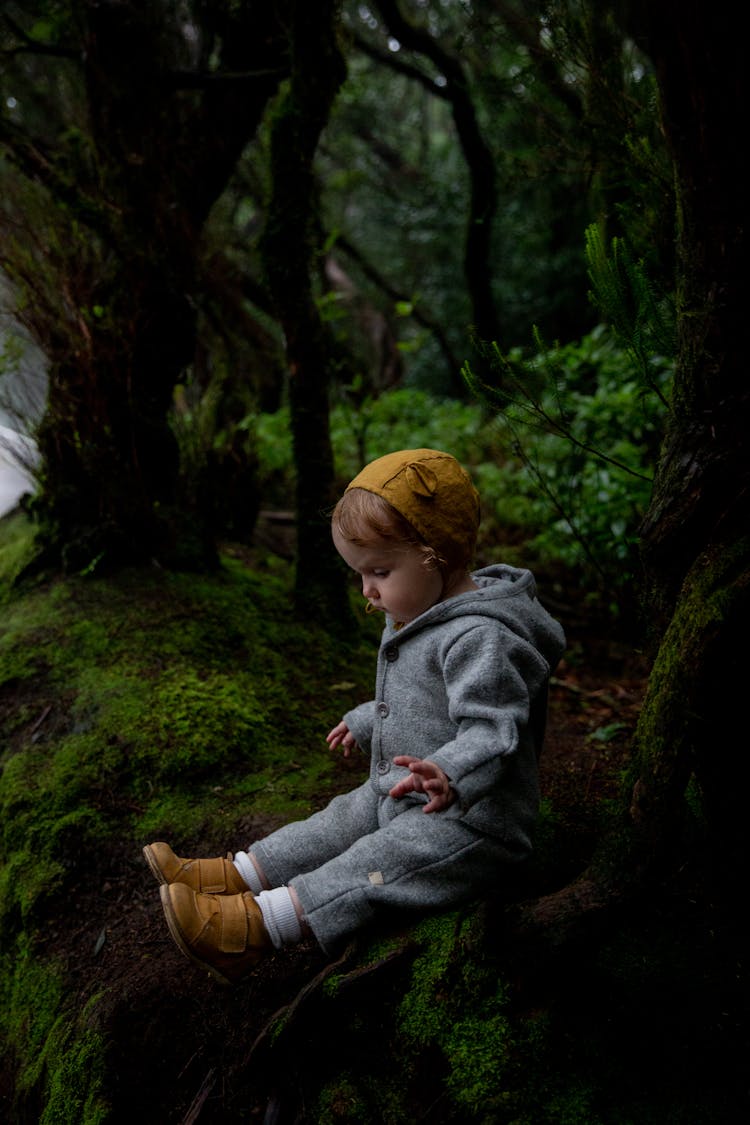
362, 576, 378, 599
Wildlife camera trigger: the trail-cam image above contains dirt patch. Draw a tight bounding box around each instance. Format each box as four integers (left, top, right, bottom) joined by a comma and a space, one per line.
543, 634, 647, 800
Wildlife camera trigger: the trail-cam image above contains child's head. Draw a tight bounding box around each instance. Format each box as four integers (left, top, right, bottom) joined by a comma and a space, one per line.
332, 448, 480, 574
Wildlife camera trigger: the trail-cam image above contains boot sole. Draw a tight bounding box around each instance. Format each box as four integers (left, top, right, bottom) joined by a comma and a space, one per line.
159, 883, 234, 987
142, 844, 167, 886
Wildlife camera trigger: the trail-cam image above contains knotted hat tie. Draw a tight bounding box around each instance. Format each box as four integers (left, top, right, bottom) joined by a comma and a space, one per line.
345, 448, 480, 568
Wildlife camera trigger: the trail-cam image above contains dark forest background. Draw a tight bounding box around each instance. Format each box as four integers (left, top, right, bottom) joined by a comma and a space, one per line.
1, 3, 746, 1122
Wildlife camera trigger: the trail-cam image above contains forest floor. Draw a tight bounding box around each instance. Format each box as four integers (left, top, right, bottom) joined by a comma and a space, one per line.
18, 508, 742, 1122
2, 501, 747, 1123
35, 584, 652, 1123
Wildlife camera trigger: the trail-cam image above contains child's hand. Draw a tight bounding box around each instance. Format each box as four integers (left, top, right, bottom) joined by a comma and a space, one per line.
390, 755, 455, 813
326, 720, 360, 759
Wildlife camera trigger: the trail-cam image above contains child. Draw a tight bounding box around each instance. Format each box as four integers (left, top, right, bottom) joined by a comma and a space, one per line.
144, 448, 565, 985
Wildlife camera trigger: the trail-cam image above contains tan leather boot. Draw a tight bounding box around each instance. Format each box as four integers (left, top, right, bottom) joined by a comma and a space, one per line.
159, 883, 272, 985
143, 841, 249, 895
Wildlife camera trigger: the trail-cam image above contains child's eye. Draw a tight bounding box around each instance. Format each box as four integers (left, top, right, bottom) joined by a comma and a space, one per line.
372, 570, 390, 578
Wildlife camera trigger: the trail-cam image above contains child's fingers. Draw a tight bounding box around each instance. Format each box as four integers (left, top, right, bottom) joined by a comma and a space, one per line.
405, 759, 434, 781
388, 775, 415, 799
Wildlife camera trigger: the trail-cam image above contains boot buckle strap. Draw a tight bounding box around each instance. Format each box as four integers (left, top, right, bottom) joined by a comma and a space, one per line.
218, 893, 249, 953
198, 855, 233, 894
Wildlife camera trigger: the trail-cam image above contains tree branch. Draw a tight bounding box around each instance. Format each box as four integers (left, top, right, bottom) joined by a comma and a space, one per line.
373, 0, 500, 345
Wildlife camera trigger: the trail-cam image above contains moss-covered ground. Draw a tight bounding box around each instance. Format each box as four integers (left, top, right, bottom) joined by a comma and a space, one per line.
0, 510, 746, 1123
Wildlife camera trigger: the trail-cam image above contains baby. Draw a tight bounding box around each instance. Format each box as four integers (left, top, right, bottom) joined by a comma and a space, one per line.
145, 448, 565, 983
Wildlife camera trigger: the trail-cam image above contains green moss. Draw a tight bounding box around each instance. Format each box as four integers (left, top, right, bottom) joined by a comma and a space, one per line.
314, 1073, 375, 1124
0, 519, 381, 1118
0, 937, 108, 1124
1, 542, 374, 833
397, 913, 464, 1044
1, 935, 64, 1057
0, 510, 37, 591
384, 910, 619, 1121
625, 537, 750, 833
393, 912, 522, 1115
39, 1023, 109, 1125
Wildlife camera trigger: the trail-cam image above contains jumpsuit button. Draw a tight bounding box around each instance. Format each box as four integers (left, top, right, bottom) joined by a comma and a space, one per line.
384, 645, 399, 662
376, 759, 390, 775
376, 702, 389, 717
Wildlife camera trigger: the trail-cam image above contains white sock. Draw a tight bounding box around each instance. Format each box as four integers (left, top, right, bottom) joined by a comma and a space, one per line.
256, 887, 303, 949
232, 850, 263, 894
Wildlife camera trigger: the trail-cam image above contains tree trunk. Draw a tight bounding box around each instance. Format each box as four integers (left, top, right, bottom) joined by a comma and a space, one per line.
32, 275, 201, 571
623, 0, 747, 877
259, 0, 354, 623
633, 2, 746, 628
6, 2, 291, 573
528, 2, 748, 937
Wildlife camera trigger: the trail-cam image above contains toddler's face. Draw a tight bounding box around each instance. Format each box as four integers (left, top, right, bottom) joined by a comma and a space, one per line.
332, 527, 443, 625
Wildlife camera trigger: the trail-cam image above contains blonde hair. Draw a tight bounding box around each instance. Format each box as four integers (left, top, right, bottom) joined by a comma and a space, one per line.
332, 488, 442, 568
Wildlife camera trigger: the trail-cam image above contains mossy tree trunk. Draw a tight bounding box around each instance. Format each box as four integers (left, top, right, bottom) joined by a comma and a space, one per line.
1, 2, 290, 573
624, 0, 748, 898
258, 0, 354, 623
515, 2, 748, 942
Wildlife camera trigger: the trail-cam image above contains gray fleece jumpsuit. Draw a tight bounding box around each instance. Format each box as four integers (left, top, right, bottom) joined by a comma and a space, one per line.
251, 564, 566, 953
